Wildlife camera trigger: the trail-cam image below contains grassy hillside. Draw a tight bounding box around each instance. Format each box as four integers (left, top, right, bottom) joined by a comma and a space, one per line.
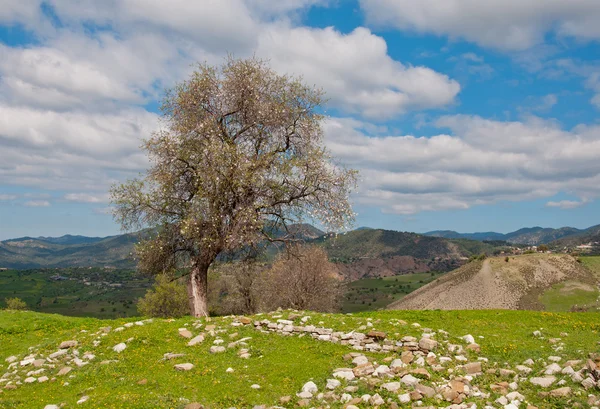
317, 229, 499, 262
1, 309, 599, 408
0, 268, 150, 318
342, 271, 446, 313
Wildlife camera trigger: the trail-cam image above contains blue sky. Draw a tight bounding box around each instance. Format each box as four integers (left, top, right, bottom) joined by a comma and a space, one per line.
1, 0, 600, 240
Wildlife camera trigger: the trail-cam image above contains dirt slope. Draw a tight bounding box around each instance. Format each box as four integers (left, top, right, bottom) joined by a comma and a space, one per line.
389, 254, 598, 310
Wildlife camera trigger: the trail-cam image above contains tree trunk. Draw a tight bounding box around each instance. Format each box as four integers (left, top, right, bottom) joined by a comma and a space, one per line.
188, 261, 210, 317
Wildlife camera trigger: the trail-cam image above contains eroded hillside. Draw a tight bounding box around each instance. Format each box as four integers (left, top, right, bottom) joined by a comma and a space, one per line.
389, 254, 600, 311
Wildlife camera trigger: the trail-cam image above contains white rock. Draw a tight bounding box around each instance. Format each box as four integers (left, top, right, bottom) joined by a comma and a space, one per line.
333, 369, 355, 381
381, 381, 401, 392
38, 376, 49, 383
250, 384, 260, 389
209, 346, 225, 354
340, 393, 352, 403
44, 406, 60, 409
401, 374, 419, 386
326, 379, 341, 390
352, 356, 368, 366
302, 381, 318, 394
530, 376, 556, 387
545, 363, 561, 375
174, 363, 194, 371
226, 367, 234, 373
77, 396, 89, 404
398, 393, 411, 403
5, 356, 17, 363
113, 343, 126, 353
188, 335, 205, 346
24, 377, 36, 383
548, 356, 561, 362
463, 334, 475, 344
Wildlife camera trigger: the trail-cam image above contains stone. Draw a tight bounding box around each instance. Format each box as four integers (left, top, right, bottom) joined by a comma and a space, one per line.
400, 350, 414, 364
582, 377, 597, 389
57, 367, 72, 376
401, 374, 419, 386
187, 335, 205, 346
352, 355, 369, 366
44, 406, 60, 409
250, 384, 260, 389
333, 369, 355, 381
137, 379, 147, 385
179, 329, 193, 338
77, 396, 89, 404
302, 381, 318, 394
353, 363, 374, 377
59, 340, 78, 349
209, 346, 225, 354
326, 379, 341, 390
466, 343, 481, 353
381, 382, 401, 392
24, 377, 36, 383
549, 387, 571, 397
416, 383, 435, 398
530, 376, 556, 387
367, 330, 386, 340
113, 343, 126, 353
5, 356, 17, 364
463, 334, 475, 344
239, 317, 252, 325
32, 359, 45, 367
464, 361, 482, 374
419, 337, 438, 351
398, 393, 411, 403
38, 376, 49, 383
174, 363, 194, 371
296, 391, 313, 399
184, 404, 205, 409
49, 350, 67, 359
545, 363, 561, 375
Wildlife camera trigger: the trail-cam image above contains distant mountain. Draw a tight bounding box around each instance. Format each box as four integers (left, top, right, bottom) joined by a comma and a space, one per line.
425, 224, 598, 246
0, 233, 140, 269
550, 224, 600, 249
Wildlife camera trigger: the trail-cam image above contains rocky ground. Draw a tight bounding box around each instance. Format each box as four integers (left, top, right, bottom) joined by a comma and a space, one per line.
1, 309, 600, 408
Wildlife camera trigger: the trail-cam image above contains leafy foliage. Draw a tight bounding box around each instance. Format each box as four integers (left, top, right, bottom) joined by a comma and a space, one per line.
4, 297, 27, 310
137, 274, 189, 318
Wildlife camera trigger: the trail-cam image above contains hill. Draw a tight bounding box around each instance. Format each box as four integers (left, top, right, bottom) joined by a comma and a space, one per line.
425, 223, 599, 245
1, 309, 599, 408
0, 233, 142, 269
0, 227, 504, 280
389, 254, 600, 311
316, 229, 503, 280
550, 224, 600, 251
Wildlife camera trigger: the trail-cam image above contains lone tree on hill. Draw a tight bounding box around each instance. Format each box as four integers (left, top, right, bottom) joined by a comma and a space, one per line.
111, 57, 357, 317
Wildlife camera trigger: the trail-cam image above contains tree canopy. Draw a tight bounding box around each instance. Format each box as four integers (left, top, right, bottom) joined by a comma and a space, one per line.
111, 57, 357, 316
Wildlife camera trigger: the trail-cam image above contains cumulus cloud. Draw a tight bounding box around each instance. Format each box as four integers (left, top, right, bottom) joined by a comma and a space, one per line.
260, 25, 460, 118
360, 0, 600, 51
324, 115, 600, 214
0, 194, 17, 201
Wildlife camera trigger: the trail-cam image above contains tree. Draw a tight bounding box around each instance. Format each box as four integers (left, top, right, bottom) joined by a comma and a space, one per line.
538, 244, 549, 252
213, 261, 265, 315
262, 245, 343, 312
4, 297, 27, 310
111, 57, 357, 317
137, 274, 189, 318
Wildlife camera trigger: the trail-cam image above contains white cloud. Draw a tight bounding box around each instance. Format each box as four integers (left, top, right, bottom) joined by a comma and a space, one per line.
24, 200, 50, 207
360, 0, 600, 50
260, 25, 460, 118
64, 193, 109, 203
0, 194, 17, 201
546, 200, 586, 209
324, 115, 600, 214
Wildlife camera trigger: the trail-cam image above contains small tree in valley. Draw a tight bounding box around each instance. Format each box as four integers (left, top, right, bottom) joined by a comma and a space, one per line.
111, 57, 357, 317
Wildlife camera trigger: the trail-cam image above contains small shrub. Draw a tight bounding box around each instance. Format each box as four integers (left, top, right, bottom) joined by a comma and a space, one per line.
5, 297, 27, 310
505, 256, 509, 262
137, 274, 189, 318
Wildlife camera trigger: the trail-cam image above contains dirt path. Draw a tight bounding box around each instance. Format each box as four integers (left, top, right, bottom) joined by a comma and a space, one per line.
390, 259, 520, 310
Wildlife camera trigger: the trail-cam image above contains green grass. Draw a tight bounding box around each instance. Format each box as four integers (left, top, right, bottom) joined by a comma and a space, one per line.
2, 309, 600, 408
342, 272, 445, 312
539, 281, 600, 312
0, 268, 150, 318
581, 255, 600, 279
